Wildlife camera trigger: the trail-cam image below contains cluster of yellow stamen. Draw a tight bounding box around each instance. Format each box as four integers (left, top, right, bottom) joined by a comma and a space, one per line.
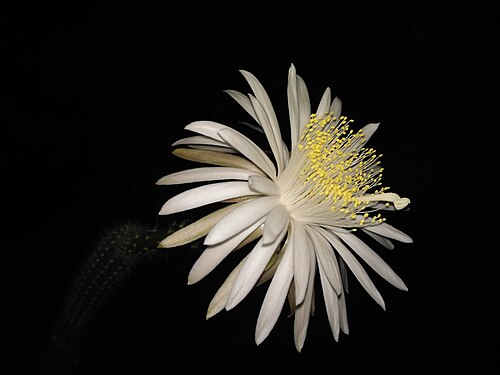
297, 113, 389, 226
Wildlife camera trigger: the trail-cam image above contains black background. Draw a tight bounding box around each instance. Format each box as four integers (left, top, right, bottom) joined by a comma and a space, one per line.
3, 1, 499, 373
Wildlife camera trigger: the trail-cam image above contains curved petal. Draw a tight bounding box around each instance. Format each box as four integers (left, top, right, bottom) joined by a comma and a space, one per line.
172, 148, 263, 173
158, 203, 240, 248
156, 167, 260, 185
361, 228, 395, 249
296, 74, 311, 137
226, 225, 288, 310
339, 286, 349, 335
318, 227, 386, 310
248, 175, 280, 195
172, 135, 231, 148
329, 96, 342, 117
334, 231, 408, 291
287, 64, 300, 149
224, 90, 259, 123
262, 204, 289, 245
317, 255, 340, 341
188, 217, 265, 284
293, 240, 316, 352
218, 128, 277, 179
184, 120, 231, 142
292, 221, 310, 305
364, 222, 413, 243
159, 181, 258, 215
359, 123, 380, 143
316, 87, 331, 116
204, 196, 280, 245
255, 242, 294, 345
206, 255, 248, 319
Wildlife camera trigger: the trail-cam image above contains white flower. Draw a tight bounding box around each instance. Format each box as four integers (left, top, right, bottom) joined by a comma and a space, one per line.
156, 64, 412, 352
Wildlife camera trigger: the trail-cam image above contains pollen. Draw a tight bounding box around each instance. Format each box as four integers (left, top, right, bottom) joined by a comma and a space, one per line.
297, 112, 388, 225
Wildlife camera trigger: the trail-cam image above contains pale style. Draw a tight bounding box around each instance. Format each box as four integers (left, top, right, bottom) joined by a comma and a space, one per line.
157, 64, 412, 351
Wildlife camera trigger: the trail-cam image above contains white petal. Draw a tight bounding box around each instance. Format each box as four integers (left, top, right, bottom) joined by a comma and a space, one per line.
156, 167, 260, 185
364, 222, 413, 243
360, 123, 380, 143
339, 256, 349, 292
172, 135, 230, 148
317, 257, 340, 341
224, 90, 259, 123
307, 226, 342, 295
218, 128, 277, 179
339, 287, 349, 335
262, 204, 289, 245
158, 203, 240, 248
296, 75, 311, 136
226, 226, 287, 310
206, 255, 248, 319
316, 87, 331, 116
329, 96, 342, 117
172, 148, 263, 173
292, 221, 310, 305
335, 231, 408, 291
204, 196, 280, 245
255, 243, 294, 345
188, 218, 264, 285
287, 63, 300, 149
184, 120, 231, 142
293, 241, 316, 352
159, 181, 258, 215
186, 145, 238, 154
248, 175, 280, 195
357, 192, 410, 210
318, 228, 386, 309
362, 228, 395, 249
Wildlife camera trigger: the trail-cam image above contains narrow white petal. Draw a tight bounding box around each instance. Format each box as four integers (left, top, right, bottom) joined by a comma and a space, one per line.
224, 90, 259, 123
172, 148, 263, 173
362, 228, 395, 249
360, 123, 380, 143
287, 64, 299, 149
318, 228, 386, 310
188, 218, 265, 285
206, 255, 248, 319
158, 203, 240, 248
248, 175, 280, 196
307, 227, 342, 295
317, 257, 340, 341
226, 226, 287, 310
218, 128, 277, 179
364, 222, 413, 243
248, 94, 285, 174
339, 256, 349, 293
296, 75, 311, 136
262, 204, 289, 245
172, 135, 231, 148
292, 221, 310, 305
255, 243, 294, 345
316, 87, 331, 116
184, 120, 231, 142
329, 96, 342, 117
156, 167, 260, 185
339, 287, 349, 334
358, 192, 410, 210
335, 231, 408, 291
204, 196, 280, 245
294, 242, 316, 352
159, 181, 258, 215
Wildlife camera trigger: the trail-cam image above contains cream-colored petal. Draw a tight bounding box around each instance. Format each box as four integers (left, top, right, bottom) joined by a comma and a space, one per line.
316, 87, 331, 116
359, 123, 380, 143
334, 231, 408, 291
224, 90, 259, 123
225, 226, 287, 310
262, 204, 289, 245
158, 203, 240, 248
206, 255, 248, 319
287, 64, 300, 149
159, 181, 258, 215
218, 128, 277, 180
248, 175, 280, 196
156, 167, 260, 185
318, 227, 386, 310
317, 256, 340, 341
172, 135, 230, 148
339, 286, 349, 335
296, 75, 311, 137
357, 192, 410, 210
292, 221, 310, 305
204, 196, 280, 246
329, 96, 342, 117
364, 222, 413, 243
255, 242, 294, 345
184, 120, 231, 142
172, 148, 263, 173
188, 217, 265, 285
362, 228, 395, 249
293, 240, 316, 352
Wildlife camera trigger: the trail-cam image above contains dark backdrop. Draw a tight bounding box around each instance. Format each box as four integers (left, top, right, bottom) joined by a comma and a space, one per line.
3, 1, 498, 373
